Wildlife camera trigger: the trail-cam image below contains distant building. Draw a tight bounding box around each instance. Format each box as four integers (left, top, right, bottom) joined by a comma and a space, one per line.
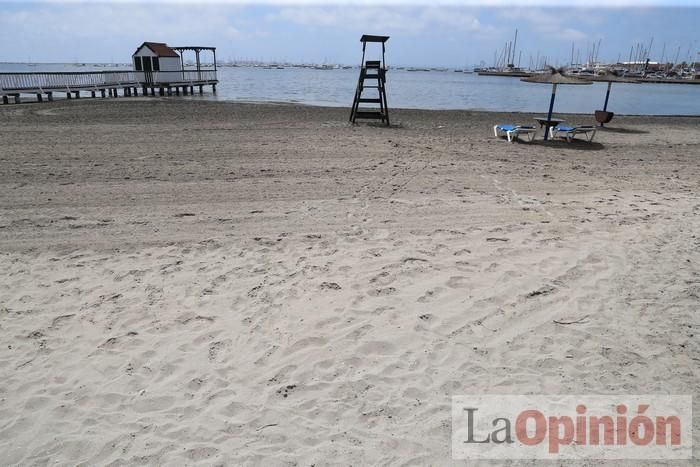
620, 60, 662, 71
132, 42, 181, 73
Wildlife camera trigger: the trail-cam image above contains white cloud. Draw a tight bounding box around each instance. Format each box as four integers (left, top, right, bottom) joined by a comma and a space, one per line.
499, 8, 590, 42
268, 6, 499, 35
2, 4, 244, 40
420, 7, 499, 34
0, 3, 249, 61
269, 7, 424, 31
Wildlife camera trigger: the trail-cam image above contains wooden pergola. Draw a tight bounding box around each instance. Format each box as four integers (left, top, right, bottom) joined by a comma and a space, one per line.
172, 46, 217, 78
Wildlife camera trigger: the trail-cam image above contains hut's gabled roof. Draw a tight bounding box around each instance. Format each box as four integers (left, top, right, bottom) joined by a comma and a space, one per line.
134, 42, 180, 58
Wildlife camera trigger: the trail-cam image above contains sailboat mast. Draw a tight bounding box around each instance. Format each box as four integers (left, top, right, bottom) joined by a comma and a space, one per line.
571, 42, 575, 66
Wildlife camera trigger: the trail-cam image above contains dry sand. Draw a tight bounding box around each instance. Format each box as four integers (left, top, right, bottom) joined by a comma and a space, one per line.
0, 99, 699, 465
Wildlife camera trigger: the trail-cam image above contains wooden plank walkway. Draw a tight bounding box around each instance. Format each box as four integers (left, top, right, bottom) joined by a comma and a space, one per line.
0, 70, 218, 104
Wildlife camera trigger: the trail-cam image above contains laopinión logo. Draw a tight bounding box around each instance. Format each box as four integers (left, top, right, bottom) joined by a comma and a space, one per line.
452, 395, 692, 459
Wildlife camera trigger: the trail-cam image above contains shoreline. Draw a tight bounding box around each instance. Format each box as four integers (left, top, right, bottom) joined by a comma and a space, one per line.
3, 95, 700, 118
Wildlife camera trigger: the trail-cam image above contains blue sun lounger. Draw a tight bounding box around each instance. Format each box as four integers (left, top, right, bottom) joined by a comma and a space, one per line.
493, 124, 537, 143
549, 125, 597, 143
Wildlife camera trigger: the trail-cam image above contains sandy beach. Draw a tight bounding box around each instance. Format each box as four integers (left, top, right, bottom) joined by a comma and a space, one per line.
1, 99, 699, 465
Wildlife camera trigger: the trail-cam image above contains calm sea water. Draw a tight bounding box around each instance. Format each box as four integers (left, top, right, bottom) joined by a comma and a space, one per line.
2, 63, 700, 115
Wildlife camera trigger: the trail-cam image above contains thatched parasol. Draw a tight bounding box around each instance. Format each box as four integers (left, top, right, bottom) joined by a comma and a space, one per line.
521, 67, 592, 140
583, 70, 639, 123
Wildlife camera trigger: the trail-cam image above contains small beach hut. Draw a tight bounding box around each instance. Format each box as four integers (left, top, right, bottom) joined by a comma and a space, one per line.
521, 67, 592, 140
132, 42, 181, 75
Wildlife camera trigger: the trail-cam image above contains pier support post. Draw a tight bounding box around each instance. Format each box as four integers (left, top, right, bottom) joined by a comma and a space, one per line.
149, 88, 155, 96
2, 96, 8, 104
132, 87, 138, 97
189, 86, 194, 94
74, 91, 80, 99
14, 95, 21, 104
212, 84, 216, 93
167, 87, 172, 96
199, 85, 203, 94
101, 89, 106, 98
47, 92, 53, 101
159, 87, 164, 96
142, 86, 148, 96
183, 86, 188, 95
113, 89, 119, 98
66, 92, 72, 99
175, 87, 180, 96
91, 90, 96, 98
37, 93, 43, 103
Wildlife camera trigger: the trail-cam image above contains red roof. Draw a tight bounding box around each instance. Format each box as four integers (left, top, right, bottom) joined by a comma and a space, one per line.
135, 42, 180, 58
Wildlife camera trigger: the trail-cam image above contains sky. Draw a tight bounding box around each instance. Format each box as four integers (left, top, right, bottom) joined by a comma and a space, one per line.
0, 1, 699, 67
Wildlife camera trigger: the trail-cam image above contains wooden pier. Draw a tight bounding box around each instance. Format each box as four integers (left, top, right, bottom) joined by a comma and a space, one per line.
0, 70, 218, 104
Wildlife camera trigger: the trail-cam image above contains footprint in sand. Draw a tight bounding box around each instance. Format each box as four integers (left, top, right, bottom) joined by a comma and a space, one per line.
446, 276, 470, 289
208, 339, 232, 362
287, 336, 328, 354
369, 271, 395, 286
417, 287, 443, 303
368, 287, 397, 297
345, 324, 374, 340
356, 340, 396, 355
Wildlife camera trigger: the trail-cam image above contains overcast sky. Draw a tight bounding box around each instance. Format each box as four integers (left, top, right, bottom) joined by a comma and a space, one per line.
1, 1, 698, 67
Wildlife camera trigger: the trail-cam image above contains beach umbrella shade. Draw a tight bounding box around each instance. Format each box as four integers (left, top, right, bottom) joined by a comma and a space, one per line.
583, 70, 639, 122
521, 67, 592, 140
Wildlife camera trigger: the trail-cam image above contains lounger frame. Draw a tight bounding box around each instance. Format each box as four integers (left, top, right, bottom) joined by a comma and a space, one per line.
549, 126, 597, 143
493, 125, 537, 143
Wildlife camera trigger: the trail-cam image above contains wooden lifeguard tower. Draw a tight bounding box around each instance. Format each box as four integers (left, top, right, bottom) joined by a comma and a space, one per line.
350, 35, 390, 125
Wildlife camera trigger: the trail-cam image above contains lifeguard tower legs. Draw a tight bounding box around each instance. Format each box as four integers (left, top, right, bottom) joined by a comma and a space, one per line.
350, 35, 390, 126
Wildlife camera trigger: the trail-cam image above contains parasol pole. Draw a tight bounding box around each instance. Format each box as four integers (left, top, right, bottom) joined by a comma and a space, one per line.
603, 81, 612, 112
544, 82, 557, 141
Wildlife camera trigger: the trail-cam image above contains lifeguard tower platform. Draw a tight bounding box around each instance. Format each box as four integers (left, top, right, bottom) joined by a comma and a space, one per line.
349, 35, 390, 125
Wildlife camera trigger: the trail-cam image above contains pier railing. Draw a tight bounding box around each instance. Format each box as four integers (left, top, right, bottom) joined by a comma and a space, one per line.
0, 70, 217, 93
146, 70, 218, 84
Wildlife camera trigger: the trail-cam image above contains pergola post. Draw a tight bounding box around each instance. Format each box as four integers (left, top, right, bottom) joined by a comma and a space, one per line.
171, 45, 218, 94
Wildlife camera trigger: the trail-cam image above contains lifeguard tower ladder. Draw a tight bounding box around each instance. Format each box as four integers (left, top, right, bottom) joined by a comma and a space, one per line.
350, 35, 390, 125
